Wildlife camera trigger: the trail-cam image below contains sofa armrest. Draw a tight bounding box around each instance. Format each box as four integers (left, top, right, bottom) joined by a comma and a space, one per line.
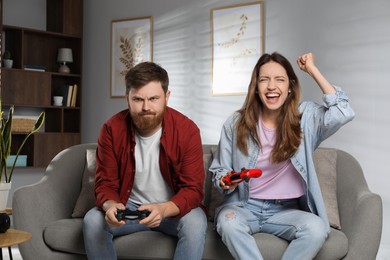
13, 143, 97, 260
336, 150, 382, 260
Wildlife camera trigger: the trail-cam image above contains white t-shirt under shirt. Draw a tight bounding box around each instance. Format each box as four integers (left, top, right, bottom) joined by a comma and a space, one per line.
249, 118, 304, 200
129, 129, 173, 205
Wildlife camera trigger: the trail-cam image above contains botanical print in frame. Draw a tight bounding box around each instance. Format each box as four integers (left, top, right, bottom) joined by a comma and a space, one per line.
111, 16, 153, 98
211, 1, 264, 95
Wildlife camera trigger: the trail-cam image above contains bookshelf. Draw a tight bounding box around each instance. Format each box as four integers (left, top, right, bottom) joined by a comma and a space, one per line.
0, 0, 83, 167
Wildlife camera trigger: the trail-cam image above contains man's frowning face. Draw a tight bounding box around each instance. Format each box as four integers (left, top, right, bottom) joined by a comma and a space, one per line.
127, 81, 170, 137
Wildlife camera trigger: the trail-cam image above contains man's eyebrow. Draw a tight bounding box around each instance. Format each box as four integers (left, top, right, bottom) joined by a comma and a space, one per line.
131, 95, 161, 99
131, 95, 144, 99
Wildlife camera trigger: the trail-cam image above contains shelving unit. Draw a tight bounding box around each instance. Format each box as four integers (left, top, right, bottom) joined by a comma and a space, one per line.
0, 0, 83, 167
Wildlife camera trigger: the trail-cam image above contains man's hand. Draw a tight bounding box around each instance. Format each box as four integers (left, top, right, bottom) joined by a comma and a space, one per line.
103, 200, 126, 227
138, 201, 179, 228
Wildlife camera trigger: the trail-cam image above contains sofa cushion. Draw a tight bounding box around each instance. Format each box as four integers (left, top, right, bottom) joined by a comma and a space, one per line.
253, 228, 347, 259
72, 149, 96, 218
314, 228, 348, 259
313, 148, 341, 229
43, 218, 347, 259
44, 218, 85, 254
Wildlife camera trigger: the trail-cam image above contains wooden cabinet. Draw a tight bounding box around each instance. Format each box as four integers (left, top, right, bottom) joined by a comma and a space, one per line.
1, 0, 83, 167
47, 0, 83, 37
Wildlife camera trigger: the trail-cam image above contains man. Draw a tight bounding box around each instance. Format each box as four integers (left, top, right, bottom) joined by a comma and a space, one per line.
83, 62, 207, 260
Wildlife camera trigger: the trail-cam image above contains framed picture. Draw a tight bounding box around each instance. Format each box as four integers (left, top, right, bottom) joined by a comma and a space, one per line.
211, 1, 264, 95
111, 16, 153, 98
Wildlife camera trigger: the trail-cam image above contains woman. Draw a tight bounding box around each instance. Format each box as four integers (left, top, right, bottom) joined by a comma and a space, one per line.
209, 52, 355, 259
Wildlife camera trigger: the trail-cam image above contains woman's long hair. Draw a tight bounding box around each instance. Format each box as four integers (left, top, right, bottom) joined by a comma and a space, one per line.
236, 52, 302, 163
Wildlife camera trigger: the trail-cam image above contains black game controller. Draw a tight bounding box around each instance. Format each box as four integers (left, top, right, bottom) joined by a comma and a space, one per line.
115, 209, 151, 221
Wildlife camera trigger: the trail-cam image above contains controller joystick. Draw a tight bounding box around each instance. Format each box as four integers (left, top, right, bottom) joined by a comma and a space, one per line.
115, 209, 151, 221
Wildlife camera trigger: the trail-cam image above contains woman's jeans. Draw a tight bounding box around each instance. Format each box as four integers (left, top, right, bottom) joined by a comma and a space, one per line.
83, 202, 207, 260
216, 198, 327, 260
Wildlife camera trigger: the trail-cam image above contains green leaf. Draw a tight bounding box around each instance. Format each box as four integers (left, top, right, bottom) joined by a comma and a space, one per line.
7, 112, 45, 182
0, 106, 14, 183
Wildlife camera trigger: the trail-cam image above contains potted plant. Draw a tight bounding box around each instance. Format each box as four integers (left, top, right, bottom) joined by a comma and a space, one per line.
2, 50, 13, 68
0, 95, 45, 211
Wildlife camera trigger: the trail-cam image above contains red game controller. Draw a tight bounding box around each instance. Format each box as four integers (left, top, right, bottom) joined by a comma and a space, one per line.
222, 168, 262, 185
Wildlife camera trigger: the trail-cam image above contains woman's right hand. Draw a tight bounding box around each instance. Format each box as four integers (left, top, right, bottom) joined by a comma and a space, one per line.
219, 171, 239, 190
297, 53, 336, 94
297, 53, 317, 76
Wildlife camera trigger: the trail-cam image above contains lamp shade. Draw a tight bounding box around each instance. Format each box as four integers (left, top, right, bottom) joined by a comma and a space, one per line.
57, 48, 73, 63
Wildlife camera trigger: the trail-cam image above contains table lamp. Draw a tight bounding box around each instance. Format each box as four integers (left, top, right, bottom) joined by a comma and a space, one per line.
57, 48, 73, 73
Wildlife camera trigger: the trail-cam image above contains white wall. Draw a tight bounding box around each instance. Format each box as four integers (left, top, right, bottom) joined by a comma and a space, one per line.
3, 0, 390, 258
81, 0, 246, 144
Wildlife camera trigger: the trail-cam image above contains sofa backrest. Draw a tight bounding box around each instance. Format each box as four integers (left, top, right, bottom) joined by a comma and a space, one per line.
71, 143, 342, 229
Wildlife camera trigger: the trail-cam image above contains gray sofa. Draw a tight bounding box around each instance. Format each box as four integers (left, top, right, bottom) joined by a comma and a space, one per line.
13, 143, 382, 260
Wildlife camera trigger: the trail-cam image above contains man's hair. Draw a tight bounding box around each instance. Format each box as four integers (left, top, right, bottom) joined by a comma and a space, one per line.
236, 52, 302, 163
125, 62, 169, 95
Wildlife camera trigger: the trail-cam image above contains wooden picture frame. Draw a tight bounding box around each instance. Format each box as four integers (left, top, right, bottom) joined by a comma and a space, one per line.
211, 1, 264, 95
110, 16, 153, 98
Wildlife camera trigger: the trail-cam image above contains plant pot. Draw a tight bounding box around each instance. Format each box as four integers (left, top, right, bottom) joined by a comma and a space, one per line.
0, 182, 12, 211
3, 59, 13, 68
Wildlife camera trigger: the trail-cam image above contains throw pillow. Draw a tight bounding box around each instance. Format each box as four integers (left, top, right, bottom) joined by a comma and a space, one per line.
202, 148, 214, 208
203, 146, 225, 222
71, 149, 97, 218
313, 148, 341, 229
207, 183, 225, 222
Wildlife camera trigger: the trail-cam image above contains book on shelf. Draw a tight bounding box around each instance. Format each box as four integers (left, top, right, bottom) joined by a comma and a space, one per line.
58, 84, 78, 107
23, 64, 48, 72
67, 85, 73, 107
70, 84, 78, 107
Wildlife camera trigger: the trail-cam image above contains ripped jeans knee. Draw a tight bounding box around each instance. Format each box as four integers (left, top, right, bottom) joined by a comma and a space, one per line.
225, 212, 236, 220
215, 206, 263, 259
216, 205, 261, 237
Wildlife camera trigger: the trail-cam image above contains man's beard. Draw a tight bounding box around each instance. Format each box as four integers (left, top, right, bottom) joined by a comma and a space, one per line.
131, 106, 166, 133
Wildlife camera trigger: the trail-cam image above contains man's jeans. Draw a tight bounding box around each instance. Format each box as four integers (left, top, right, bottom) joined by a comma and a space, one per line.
216, 198, 327, 260
83, 202, 207, 260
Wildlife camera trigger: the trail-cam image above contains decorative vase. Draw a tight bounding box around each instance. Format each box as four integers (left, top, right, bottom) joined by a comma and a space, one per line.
0, 182, 12, 211
0, 213, 10, 233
